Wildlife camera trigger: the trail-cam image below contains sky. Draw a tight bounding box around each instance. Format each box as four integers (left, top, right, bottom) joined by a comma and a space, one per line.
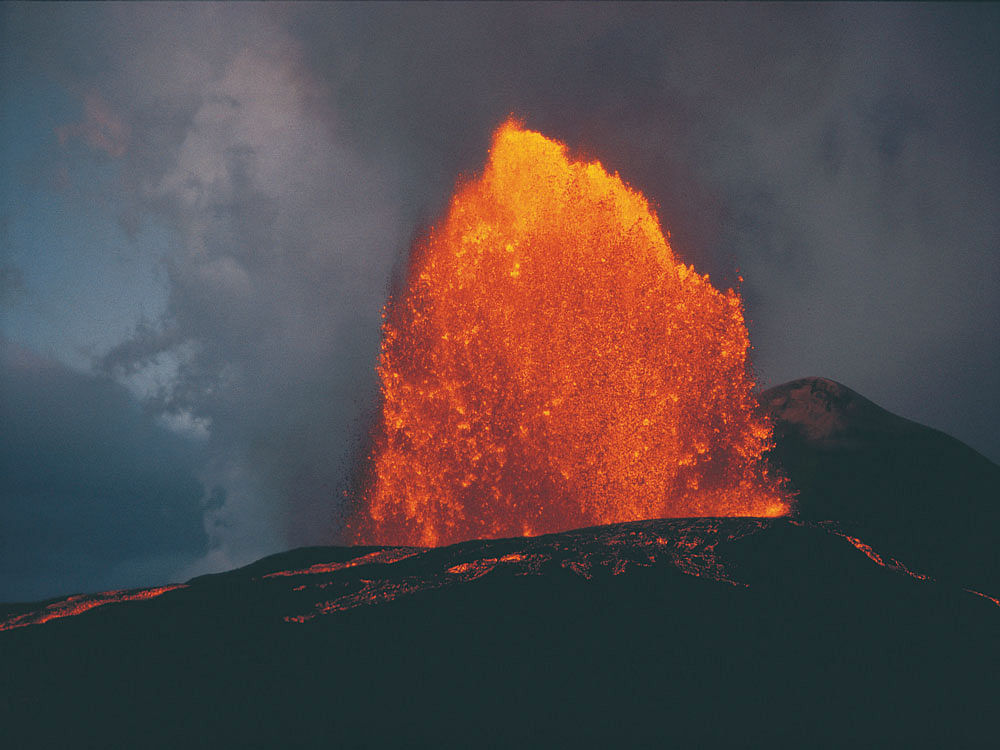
2, 2, 998, 602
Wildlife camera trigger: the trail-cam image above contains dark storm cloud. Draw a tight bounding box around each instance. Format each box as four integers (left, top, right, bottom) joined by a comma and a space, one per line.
4, 3, 997, 591
0, 341, 208, 601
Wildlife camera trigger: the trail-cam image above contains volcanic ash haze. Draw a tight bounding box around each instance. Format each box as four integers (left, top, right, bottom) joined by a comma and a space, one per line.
351, 121, 792, 547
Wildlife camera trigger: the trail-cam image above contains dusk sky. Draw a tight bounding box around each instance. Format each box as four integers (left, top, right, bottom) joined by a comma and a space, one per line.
2, 2, 998, 602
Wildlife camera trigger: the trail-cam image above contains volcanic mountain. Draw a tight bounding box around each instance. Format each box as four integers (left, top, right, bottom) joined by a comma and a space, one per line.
1, 379, 996, 748
762, 376, 1000, 593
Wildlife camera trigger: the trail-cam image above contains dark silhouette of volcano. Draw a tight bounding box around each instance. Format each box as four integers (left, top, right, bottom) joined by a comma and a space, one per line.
762, 377, 1000, 592
1, 378, 997, 747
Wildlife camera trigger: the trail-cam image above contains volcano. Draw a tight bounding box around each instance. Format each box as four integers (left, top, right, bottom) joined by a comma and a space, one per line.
1, 380, 997, 747
3, 123, 996, 745
763, 376, 1000, 594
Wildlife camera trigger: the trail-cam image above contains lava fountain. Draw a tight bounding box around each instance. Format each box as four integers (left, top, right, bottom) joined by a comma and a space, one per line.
350, 120, 791, 547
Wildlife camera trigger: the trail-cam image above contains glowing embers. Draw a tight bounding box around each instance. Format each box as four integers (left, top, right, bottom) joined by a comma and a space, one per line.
352, 120, 791, 547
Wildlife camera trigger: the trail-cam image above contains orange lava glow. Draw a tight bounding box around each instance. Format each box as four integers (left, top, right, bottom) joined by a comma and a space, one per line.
262, 548, 420, 578
0, 584, 187, 632
963, 588, 1000, 608
351, 120, 791, 547
838, 534, 932, 582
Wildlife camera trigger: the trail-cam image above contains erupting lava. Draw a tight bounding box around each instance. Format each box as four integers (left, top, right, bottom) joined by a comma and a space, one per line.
351, 120, 791, 546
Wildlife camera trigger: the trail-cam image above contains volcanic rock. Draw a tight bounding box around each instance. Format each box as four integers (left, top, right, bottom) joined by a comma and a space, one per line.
2, 516, 996, 747
761, 376, 1000, 592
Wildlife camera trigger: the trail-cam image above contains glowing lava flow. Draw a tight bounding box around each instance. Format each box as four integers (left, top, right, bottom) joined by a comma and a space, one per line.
0, 585, 187, 632
261, 549, 420, 579
351, 120, 791, 547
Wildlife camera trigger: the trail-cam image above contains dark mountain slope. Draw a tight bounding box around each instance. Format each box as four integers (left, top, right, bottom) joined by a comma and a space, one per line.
761, 377, 1000, 591
1, 517, 996, 748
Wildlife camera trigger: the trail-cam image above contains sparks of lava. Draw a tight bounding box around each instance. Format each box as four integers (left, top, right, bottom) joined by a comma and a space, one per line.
350, 120, 791, 547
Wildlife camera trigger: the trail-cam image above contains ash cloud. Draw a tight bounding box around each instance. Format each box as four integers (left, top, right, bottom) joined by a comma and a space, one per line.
4, 3, 997, 591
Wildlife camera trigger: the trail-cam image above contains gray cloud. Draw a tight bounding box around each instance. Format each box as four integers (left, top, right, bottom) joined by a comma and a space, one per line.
0, 341, 208, 601
0, 263, 24, 306
4, 3, 998, 593
87, 8, 405, 571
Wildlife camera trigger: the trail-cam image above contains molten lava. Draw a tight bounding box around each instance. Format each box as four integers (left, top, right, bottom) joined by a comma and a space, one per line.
351, 120, 791, 547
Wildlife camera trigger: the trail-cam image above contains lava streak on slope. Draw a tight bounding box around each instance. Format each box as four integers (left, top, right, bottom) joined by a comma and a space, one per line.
351, 120, 790, 547
0, 585, 186, 632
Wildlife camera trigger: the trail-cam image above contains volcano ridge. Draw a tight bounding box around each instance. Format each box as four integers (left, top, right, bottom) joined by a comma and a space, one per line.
2, 377, 998, 746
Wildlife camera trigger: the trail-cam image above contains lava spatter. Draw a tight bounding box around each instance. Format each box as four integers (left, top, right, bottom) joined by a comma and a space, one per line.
351, 120, 791, 547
